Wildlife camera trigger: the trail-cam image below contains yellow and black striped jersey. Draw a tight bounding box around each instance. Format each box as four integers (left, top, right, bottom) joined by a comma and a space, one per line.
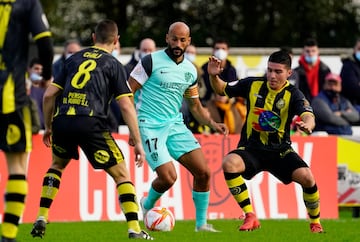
52, 46, 132, 120
225, 76, 314, 151
0, 0, 51, 114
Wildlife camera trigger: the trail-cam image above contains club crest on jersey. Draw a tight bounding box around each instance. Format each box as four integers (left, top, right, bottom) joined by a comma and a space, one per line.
276, 98, 285, 109
151, 152, 159, 162
184, 72, 193, 82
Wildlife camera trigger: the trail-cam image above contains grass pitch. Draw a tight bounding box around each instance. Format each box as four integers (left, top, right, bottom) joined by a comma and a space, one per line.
14, 208, 360, 242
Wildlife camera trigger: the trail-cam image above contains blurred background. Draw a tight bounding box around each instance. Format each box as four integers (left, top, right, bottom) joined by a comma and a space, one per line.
41, 0, 360, 49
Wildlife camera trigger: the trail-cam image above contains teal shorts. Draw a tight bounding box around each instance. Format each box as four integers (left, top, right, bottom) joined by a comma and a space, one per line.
139, 121, 201, 170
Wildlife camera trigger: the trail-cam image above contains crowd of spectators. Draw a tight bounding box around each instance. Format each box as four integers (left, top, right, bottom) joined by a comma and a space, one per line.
27, 37, 360, 137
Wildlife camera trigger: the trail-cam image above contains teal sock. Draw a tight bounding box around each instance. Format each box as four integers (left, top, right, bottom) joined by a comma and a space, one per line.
192, 190, 210, 228
144, 186, 163, 209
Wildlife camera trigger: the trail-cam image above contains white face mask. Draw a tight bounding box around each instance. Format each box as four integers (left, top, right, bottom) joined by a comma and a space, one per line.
112, 49, 119, 57
65, 53, 73, 60
139, 51, 150, 59
355, 51, 360, 61
184, 53, 196, 63
30, 72, 42, 82
304, 54, 318, 64
213, 49, 228, 60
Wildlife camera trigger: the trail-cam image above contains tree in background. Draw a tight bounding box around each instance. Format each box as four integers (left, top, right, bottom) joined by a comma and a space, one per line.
40, 0, 105, 45
41, 0, 360, 48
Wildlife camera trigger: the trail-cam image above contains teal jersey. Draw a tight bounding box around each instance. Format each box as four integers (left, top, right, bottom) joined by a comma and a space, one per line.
131, 49, 197, 125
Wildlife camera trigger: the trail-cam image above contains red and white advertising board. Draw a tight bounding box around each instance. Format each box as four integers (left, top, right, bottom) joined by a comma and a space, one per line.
0, 135, 338, 222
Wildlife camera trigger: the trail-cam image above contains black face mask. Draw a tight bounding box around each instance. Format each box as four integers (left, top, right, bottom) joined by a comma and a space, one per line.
324, 90, 340, 99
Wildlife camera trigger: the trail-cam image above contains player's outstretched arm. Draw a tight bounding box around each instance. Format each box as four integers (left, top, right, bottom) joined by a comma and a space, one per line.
207, 56, 227, 95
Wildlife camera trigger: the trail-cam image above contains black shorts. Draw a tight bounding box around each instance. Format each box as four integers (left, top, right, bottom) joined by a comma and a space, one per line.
0, 106, 32, 152
52, 116, 124, 169
229, 146, 309, 184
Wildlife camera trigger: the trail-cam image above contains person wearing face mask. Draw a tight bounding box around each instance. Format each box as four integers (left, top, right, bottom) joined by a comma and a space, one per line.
125, 38, 156, 78
294, 38, 331, 102
24, 58, 43, 135
340, 38, 360, 114
201, 38, 238, 103
311, 73, 359, 135
26, 58, 47, 130
111, 40, 121, 60
52, 39, 82, 79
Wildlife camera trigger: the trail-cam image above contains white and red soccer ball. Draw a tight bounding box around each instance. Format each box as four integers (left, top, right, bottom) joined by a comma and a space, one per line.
144, 206, 175, 231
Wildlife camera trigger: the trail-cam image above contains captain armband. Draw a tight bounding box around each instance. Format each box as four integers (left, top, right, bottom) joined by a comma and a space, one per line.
184, 86, 199, 99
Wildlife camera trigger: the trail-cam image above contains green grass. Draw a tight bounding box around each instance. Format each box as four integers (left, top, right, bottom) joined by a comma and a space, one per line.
13, 208, 360, 242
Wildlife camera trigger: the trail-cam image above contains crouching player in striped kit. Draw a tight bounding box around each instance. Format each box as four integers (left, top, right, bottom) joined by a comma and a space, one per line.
207, 50, 324, 233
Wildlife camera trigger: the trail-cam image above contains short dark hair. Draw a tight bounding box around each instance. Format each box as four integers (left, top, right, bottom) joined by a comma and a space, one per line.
94, 19, 118, 44
279, 46, 293, 56
304, 38, 318, 47
29, 57, 42, 68
213, 38, 229, 48
64, 39, 80, 48
268, 50, 292, 69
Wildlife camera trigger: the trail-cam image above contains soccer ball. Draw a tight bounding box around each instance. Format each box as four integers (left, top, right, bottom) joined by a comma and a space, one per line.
144, 206, 175, 231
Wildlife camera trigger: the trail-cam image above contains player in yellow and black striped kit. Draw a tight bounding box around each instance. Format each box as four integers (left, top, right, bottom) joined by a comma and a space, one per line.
207, 50, 324, 233
30, 19, 153, 240
0, 0, 53, 241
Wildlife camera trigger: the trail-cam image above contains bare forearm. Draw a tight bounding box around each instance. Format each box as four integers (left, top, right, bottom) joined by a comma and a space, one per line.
191, 106, 214, 128
207, 56, 227, 95
118, 98, 142, 144
43, 95, 55, 130
209, 74, 226, 95
301, 113, 316, 130
188, 98, 217, 130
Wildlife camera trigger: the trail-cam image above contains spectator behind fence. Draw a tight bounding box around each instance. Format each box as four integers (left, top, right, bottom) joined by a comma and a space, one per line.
340, 38, 360, 114
280, 46, 299, 86
201, 38, 246, 128
25, 79, 41, 134
205, 93, 245, 134
125, 38, 156, 78
311, 73, 359, 135
27, 58, 47, 129
112, 40, 121, 60
52, 39, 81, 78
294, 38, 331, 102
201, 38, 238, 102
